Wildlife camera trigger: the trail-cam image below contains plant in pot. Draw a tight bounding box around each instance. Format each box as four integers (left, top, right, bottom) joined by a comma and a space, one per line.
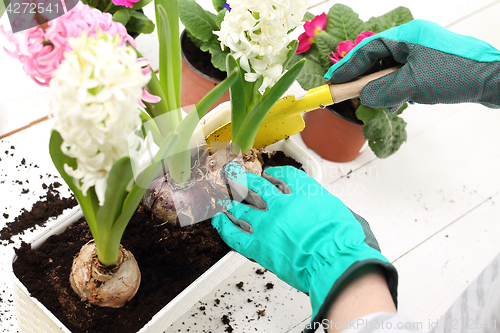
3, 1, 242, 332
47, 33, 179, 308
143, 0, 312, 226
80, 0, 155, 37
6, 0, 320, 331
290, 4, 414, 162
178, 0, 232, 112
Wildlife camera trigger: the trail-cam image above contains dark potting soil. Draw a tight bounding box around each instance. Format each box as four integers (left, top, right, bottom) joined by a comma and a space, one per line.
12, 150, 303, 333
329, 99, 363, 125
261, 150, 304, 171
14, 207, 230, 333
1, 183, 77, 244
181, 32, 227, 82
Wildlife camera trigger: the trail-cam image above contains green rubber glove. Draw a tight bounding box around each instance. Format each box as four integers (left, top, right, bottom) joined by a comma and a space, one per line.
325, 19, 500, 112
211, 163, 398, 331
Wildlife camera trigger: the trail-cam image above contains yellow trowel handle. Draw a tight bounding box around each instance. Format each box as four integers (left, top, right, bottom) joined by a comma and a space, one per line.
264, 66, 401, 124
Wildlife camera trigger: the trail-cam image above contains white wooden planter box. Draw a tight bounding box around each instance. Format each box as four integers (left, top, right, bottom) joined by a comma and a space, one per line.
11, 102, 322, 333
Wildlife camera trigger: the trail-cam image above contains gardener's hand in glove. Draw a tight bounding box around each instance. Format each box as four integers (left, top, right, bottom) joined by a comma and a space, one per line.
211, 163, 398, 331
326, 19, 500, 112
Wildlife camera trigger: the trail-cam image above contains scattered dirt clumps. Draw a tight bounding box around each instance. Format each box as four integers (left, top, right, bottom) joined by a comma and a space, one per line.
1, 183, 77, 244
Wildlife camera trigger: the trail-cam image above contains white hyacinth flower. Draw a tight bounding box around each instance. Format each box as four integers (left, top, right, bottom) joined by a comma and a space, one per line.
50, 32, 150, 205
215, 0, 309, 93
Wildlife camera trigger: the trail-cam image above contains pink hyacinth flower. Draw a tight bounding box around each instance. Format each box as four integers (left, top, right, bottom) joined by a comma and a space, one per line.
355, 31, 376, 45
1, 2, 135, 86
296, 12, 327, 54
139, 58, 162, 107
328, 40, 355, 64
112, 0, 140, 9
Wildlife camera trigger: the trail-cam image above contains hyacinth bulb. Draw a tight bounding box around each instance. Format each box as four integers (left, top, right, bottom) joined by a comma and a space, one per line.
142, 175, 212, 227
69, 242, 141, 308
142, 144, 264, 226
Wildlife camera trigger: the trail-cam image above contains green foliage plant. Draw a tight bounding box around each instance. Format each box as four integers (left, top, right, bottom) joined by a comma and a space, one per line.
140, 0, 238, 185
179, 0, 230, 72
82, 0, 156, 35
291, 4, 414, 158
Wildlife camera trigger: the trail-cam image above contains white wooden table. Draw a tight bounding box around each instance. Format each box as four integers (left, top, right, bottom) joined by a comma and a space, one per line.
1, 0, 500, 332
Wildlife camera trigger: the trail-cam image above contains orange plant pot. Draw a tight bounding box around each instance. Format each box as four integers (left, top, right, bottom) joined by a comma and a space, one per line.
300, 106, 367, 162
181, 32, 230, 113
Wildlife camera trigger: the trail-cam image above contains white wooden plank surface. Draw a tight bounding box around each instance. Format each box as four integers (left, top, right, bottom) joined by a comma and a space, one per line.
395, 192, 500, 327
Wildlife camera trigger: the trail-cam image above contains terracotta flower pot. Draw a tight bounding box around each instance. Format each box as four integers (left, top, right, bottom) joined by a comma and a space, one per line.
180, 31, 230, 113
300, 105, 367, 163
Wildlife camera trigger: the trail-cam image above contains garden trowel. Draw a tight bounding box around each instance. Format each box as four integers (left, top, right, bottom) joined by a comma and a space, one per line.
205, 66, 400, 148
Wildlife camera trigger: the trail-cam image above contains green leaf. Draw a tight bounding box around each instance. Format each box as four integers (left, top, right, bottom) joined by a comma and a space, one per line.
213, 0, 226, 12
156, 1, 182, 112
215, 8, 227, 29
199, 41, 228, 72
49, 130, 98, 241
303, 11, 316, 21
366, 7, 414, 33
132, 0, 153, 10
282, 40, 299, 73
127, 10, 155, 34
325, 4, 365, 42
0, 0, 6, 20
394, 102, 408, 116
139, 111, 164, 147
234, 59, 306, 153
179, 0, 218, 42
110, 133, 178, 266
112, 9, 132, 26
294, 51, 328, 91
95, 157, 134, 266
315, 32, 341, 68
168, 68, 239, 184
356, 105, 407, 158
227, 55, 245, 142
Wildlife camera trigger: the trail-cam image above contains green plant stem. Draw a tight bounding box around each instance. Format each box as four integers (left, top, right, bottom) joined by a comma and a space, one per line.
135, 48, 179, 138
226, 55, 246, 143
156, 0, 182, 115
104, 134, 178, 264
49, 131, 99, 243
144, 70, 179, 136
233, 59, 306, 153
104, 0, 114, 13
95, 157, 134, 266
97, 133, 178, 266
168, 68, 239, 184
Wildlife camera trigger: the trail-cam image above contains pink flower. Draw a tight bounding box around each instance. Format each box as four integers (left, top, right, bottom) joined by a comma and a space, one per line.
1, 3, 135, 86
329, 31, 375, 64
328, 40, 354, 64
112, 0, 140, 9
296, 12, 327, 54
138, 58, 162, 107
355, 31, 375, 45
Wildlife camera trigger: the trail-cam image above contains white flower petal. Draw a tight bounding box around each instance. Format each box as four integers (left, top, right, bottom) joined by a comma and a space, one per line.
50, 33, 149, 206
219, 0, 309, 89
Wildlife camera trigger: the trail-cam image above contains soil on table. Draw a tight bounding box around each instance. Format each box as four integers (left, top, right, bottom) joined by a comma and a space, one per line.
182, 32, 227, 82
1, 182, 77, 243
13, 150, 302, 333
